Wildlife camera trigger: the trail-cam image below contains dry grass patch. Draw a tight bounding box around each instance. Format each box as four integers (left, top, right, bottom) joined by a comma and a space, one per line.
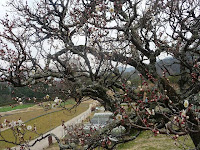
1, 100, 75, 122
1, 105, 69, 123
117, 131, 194, 150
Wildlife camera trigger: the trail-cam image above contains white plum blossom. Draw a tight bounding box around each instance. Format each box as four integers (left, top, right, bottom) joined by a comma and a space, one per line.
30, 70, 35, 76
146, 108, 151, 114
9, 121, 17, 127
146, 108, 155, 115
17, 119, 23, 126
46, 94, 50, 99
58, 99, 62, 103
151, 16, 156, 22
54, 97, 62, 103
127, 80, 131, 85
151, 109, 155, 115
27, 125, 32, 130
1, 123, 6, 128
181, 109, 186, 118
108, 52, 112, 57
47, 76, 52, 80
19, 102, 23, 105
52, 104, 56, 109
184, 100, 189, 108
109, 7, 114, 13
95, 5, 100, 12
54, 97, 59, 103
116, 114, 122, 121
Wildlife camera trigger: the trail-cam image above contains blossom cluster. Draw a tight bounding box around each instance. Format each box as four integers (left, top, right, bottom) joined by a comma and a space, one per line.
1, 119, 36, 132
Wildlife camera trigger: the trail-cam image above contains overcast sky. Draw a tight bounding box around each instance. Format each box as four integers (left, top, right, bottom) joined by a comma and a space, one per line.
0, 0, 171, 62
0, 0, 7, 19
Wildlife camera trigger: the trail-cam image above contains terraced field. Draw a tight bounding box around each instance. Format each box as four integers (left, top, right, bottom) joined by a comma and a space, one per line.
0, 101, 89, 149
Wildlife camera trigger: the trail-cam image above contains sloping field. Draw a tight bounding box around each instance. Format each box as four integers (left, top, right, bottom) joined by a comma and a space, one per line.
117, 131, 194, 150
0, 102, 89, 149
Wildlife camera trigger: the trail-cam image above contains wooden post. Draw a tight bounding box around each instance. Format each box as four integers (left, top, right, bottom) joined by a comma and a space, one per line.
48, 135, 52, 146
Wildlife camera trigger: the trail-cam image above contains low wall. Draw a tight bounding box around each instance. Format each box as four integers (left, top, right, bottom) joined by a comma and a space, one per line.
60, 103, 94, 139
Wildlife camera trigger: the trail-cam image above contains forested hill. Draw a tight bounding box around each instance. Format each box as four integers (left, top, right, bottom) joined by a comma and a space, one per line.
118, 57, 180, 76
0, 83, 48, 106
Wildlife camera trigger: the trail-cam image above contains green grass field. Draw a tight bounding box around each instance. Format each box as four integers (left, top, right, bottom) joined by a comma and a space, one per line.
0, 104, 35, 112
0, 102, 89, 149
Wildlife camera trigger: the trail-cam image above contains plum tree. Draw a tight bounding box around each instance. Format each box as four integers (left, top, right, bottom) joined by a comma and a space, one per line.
0, 0, 199, 149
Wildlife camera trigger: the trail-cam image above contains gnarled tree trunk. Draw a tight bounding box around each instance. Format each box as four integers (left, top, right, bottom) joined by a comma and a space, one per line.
190, 132, 200, 150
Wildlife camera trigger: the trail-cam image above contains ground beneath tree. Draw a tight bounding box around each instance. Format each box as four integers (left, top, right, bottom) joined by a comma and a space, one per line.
117, 131, 194, 150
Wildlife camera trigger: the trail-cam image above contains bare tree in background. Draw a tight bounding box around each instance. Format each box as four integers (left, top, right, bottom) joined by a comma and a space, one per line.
0, 0, 200, 149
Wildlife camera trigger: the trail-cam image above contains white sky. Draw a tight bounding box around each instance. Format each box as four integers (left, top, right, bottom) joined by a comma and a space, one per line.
0, 0, 171, 65
0, 0, 8, 19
